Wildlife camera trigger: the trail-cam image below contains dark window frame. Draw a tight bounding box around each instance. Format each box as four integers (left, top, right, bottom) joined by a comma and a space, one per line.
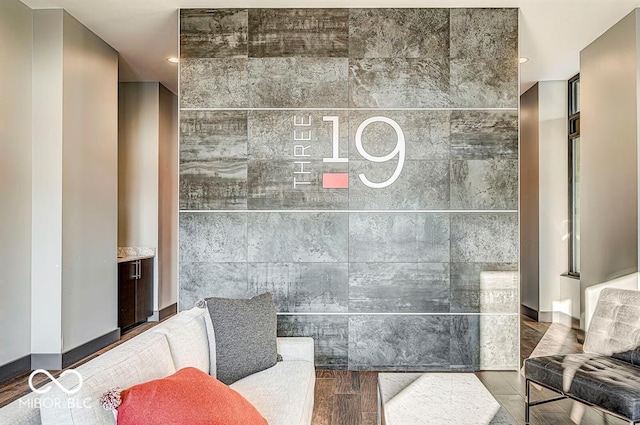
568, 74, 580, 277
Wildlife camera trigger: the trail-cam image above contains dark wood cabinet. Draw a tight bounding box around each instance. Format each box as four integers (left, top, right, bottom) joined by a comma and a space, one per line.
118, 258, 154, 331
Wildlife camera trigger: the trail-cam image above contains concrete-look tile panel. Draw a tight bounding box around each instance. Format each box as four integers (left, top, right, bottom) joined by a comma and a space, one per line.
247, 263, 349, 312
180, 59, 248, 108
180, 9, 248, 58
248, 212, 348, 262
179, 262, 248, 310
248, 58, 348, 108
349, 213, 450, 263
248, 9, 349, 58
277, 315, 349, 368
180, 160, 247, 210
450, 213, 518, 263
180, 111, 247, 160
349, 58, 450, 108
450, 316, 480, 369
179, 212, 247, 263
450, 110, 518, 160
349, 9, 449, 59
450, 160, 518, 210
450, 263, 519, 313
348, 110, 450, 161
450, 57, 518, 109
450, 9, 518, 61
349, 160, 450, 210
348, 315, 451, 370
349, 263, 450, 313
479, 315, 519, 369
247, 160, 348, 210
248, 110, 349, 160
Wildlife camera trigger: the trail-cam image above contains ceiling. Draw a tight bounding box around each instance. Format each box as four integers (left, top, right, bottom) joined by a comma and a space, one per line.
19, 0, 640, 95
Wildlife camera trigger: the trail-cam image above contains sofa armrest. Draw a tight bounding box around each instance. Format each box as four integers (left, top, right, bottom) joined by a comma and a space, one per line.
277, 337, 315, 364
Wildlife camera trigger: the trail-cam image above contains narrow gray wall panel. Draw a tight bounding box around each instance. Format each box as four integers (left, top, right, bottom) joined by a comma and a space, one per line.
179, 8, 519, 371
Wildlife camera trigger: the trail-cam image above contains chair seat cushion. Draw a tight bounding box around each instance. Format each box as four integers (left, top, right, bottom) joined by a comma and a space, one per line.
525, 353, 640, 420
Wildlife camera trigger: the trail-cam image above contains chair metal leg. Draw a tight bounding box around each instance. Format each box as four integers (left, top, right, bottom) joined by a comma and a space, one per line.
525, 379, 530, 424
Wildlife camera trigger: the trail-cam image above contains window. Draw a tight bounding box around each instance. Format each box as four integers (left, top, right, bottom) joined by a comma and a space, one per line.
568, 74, 580, 276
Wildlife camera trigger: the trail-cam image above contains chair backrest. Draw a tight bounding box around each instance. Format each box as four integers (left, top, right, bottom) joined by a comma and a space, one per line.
583, 288, 640, 365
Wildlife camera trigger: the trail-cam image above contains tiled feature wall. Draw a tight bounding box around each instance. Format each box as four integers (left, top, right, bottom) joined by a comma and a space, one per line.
179, 8, 519, 370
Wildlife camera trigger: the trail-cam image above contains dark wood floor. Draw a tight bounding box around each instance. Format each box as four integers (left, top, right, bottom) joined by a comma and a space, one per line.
0, 316, 625, 424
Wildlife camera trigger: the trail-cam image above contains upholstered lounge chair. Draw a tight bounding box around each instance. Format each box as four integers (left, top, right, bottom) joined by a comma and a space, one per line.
524, 288, 640, 424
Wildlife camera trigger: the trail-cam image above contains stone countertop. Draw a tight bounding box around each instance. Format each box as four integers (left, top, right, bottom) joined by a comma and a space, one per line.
117, 247, 155, 263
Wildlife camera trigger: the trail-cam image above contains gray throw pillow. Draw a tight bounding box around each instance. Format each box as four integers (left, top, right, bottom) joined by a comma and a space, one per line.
204, 292, 277, 384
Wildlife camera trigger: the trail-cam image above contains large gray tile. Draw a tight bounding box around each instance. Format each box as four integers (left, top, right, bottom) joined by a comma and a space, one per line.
180, 111, 247, 160
248, 9, 348, 57
180, 160, 247, 210
349, 213, 450, 262
348, 315, 451, 370
451, 213, 519, 263
247, 160, 348, 210
180, 58, 248, 108
349, 263, 450, 313
349, 58, 449, 108
348, 110, 450, 161
277, 315, 348, 368
479, 315, 519, 369
179, 262, 248, 310
248, 212, 348, 262
450, 263, 519, 313
450, 58, 518, 109
450, 111, 518, 160
450, 160, 518, 210
247, 263, 348, 312
248, 110, 348, 160
179, 212, 247, 263
180, 9, 248, 58
349, 160, 450, 209
450, 9, 518, 61
248, 58, 348, 108
349, 9, 449, 59
450, 315, 480, 369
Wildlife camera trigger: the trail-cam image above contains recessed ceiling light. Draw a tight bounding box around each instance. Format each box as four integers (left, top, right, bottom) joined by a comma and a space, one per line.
519, 57, 529, 64
166, 57, 180, 64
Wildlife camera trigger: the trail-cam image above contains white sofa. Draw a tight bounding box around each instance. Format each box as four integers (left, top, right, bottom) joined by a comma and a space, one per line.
0, 307, 316, 425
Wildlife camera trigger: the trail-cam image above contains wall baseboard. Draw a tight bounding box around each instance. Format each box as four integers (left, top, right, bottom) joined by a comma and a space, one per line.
520, 304, 539, 321
30, 353, 62, 371
62, 328, 121, 369
0, 355, 31, 384
159, 303, 177, 321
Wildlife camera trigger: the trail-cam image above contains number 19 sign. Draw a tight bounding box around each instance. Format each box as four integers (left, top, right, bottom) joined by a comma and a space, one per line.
292, 115, 406, 190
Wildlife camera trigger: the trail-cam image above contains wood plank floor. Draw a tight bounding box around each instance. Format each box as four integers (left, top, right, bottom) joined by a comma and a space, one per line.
0, 316, 626, 425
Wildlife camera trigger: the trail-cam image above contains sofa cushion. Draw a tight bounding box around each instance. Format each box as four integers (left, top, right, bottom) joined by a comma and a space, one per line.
230, 361, 315, 425
0, 393, 42, 425
115, 367, 267, 425
205, 293, 278, 384
40, 332, 176, 425
584, 288, 640, 360
151, 307, 209, 373
525, 353, 640, 420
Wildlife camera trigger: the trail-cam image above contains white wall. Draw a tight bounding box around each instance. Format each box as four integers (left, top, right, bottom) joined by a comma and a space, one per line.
158, 85, 178, 310
31, 9, 64, 356
537, 81, 570, 317
31, 10, 119, 360
580, 9, 639, 327
0, 0, 33, 366
61, 11, 119, 352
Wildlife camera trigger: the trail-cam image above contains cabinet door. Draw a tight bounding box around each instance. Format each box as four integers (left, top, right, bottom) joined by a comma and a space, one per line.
136, 258, 154, 322
118, 262, 136, 330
